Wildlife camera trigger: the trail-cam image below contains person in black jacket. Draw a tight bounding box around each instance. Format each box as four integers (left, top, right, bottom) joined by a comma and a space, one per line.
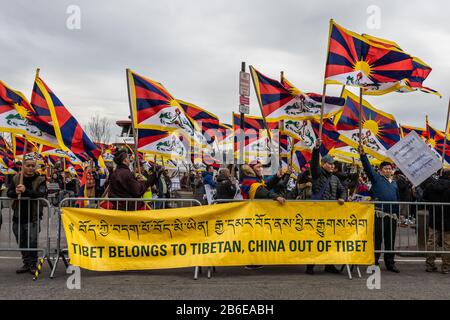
215, 168, 237, 200
307, 140, 346, 275
423, 169, 450, 274
7, 155, 47, 274
109, 149, 153, 210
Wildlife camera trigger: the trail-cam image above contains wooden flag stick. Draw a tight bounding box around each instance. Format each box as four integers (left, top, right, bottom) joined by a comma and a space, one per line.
318, 83, 327, 141
63, 157, 67, 191
358, 87, 364, 150
18, 138, 28, 200
319, 19, 334, 142
125, 68, 142, 175
289, 137, 295, 169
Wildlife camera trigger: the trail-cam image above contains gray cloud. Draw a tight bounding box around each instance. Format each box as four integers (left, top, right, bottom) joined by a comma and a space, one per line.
0, 0, 448, 138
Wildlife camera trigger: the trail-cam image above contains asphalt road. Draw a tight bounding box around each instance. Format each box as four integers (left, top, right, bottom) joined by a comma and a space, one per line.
0, 256, 449, 300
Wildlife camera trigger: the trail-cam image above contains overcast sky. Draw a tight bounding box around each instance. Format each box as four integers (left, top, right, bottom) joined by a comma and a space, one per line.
1, 0, 448, 138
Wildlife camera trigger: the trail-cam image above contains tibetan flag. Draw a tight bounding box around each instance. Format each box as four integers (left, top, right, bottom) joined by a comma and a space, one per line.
0, 136, 10, 153
76, 167, 88, 208
329, 137, 382, 166
325, 20, 413, 88
426, 123, 450, 164
312, 118, 341, 156
335, 90, 401, 160
233, 113, 270, 156
12, 135, 38, 158
291, 148, 312, 172
32, 75, 100, 160
217, 122, 233, 144
137, 128, 190, 160
360, 35, 440, 97
0, 148, 15, 169
0, 80, 59, 147
250, 66, 344, 121
177, 100, 220, 144
282, 118, 339, 155
279, 124, 290, 157
127, 70, 198, 137
40, 145, 85, 165
400, 124, 428, 141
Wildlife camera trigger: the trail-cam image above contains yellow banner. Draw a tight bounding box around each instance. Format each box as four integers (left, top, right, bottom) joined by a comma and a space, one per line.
62, 201, 374, 271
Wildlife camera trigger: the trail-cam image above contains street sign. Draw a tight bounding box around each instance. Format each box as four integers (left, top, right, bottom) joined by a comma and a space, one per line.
239, 104, 249, 114
239, 95, 250, 106
239, 71, 250, 96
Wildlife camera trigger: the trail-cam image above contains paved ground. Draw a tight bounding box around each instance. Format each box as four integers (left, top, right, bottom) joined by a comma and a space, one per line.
0, 255, 449, 300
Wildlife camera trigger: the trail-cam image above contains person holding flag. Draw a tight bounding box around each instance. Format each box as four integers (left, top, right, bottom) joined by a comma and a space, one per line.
359, 145, 400, 273
108, 149, 154, 210
7, 154, 47, 274
307, 139, 347, 275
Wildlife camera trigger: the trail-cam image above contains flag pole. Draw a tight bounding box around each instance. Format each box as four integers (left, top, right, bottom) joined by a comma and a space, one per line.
249, 65, 277, 174
319, 19, 334, 142
441, 97, 450, 173
125, 69, 141, 175
63, 156, 67, 191
358, 87, 363, 150
289, 137, 294, 168
18, 137, 28, 200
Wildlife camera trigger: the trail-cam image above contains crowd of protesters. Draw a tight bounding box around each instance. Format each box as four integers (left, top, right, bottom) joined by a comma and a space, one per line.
1, 145, 449, 275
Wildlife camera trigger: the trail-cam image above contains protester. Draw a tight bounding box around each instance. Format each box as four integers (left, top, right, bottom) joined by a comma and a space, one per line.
108, 149, 153, 210
193, 170, 204, 203
240, 160, 287, 270
240, 161, 287, 204
202, 165, 216, 204
65, 173, 79, 197
296, 169, 313, 200
394, 170, 416, 226
423, 169, 450, 274
180, 172, 189, 190
215, 168, 237, 200
307, 140, 346, 275
156, 168, 172, 208
202, 165, 216, 189
273, 168, 292, 198
85, 166, 96, 198
7, 155, 47, 274
359, 145, 400, 273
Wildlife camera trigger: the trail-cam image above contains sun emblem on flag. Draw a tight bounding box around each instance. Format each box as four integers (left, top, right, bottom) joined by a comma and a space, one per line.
427, 138, 436, 148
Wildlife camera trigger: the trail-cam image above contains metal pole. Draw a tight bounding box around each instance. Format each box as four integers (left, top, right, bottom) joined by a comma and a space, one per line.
239, 62, 246, 165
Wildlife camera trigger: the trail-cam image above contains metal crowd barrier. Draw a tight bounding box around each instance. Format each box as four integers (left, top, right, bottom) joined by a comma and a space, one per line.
0, 197, 54, 275
49, 197, 202, 278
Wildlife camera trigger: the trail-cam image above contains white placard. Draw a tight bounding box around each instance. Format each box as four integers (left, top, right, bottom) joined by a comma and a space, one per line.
204, 184, 215, 205
386, 131, 442, 186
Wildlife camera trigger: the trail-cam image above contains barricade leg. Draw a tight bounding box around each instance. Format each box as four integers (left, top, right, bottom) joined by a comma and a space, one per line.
194, 266, 200, 280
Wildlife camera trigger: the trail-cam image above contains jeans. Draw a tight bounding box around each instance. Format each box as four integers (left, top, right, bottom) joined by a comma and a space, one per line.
13, 221, 40, 267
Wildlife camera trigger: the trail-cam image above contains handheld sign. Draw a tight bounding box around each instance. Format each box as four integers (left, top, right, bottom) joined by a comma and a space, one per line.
386, 131, 442, 186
